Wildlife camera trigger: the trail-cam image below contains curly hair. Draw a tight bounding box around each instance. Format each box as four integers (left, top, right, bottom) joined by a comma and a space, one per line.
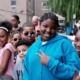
16, 39, 31, 48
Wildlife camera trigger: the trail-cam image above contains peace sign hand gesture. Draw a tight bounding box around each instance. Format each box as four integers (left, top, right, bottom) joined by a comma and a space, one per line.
36, 50, 50, 65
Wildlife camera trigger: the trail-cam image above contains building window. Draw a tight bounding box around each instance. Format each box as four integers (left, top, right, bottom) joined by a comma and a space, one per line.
42, 1, 48, 10
11, 1, 16, 5
11, 0, 16, 6
11, 0, 16, 8
11, 0, 16, 12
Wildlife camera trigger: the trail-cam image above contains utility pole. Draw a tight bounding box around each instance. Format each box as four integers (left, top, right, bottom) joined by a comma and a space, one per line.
34, 0, 36, 15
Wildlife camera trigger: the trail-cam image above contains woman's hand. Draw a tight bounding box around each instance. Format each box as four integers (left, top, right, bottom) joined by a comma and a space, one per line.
36, 50, 50, 65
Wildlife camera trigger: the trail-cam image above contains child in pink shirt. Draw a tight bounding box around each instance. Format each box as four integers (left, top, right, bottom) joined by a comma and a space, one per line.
0, 21, 14, 79
0, 43, 14, 76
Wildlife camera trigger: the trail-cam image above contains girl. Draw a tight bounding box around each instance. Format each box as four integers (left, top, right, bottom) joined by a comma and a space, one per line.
10, 31, 21, 64
74, 30, 80, 80
23, 12, 80, 80
0, 21, 14, 79
11, 15, 22, 32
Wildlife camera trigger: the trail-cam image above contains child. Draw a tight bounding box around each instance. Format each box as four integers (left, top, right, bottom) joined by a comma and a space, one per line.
74, 30, 80, 80
21, 22, 35, 44
11, 15, 22, 32
10, 31, 21, 64
23, 12, 80, 80
74, 30, 80, 57
12, 39, 31, 80
0, 21, 14, 79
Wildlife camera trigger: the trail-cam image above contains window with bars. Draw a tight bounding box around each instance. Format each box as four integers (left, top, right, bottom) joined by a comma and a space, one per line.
42, 1, 48, 10
11, 0, 16, 6
11, 0, 16, 12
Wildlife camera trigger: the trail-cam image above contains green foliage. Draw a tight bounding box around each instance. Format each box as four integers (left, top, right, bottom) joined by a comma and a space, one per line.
47, 0, 80, 22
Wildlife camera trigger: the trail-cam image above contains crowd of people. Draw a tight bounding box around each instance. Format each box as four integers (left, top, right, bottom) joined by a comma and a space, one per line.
0, 12, 80, 80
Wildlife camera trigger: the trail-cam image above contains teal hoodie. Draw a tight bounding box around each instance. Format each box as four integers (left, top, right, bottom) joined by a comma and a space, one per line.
23, 34, 80, 80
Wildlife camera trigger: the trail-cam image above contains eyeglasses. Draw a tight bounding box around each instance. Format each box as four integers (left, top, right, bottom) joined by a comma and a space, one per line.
13, 38, 21, 41
23, 32, 35, 36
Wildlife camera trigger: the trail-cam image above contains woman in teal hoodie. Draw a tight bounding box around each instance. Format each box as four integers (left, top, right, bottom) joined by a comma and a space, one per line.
23, 12, 80, 80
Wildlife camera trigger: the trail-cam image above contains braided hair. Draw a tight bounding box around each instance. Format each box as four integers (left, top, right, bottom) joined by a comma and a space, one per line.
40, 12, 59, 28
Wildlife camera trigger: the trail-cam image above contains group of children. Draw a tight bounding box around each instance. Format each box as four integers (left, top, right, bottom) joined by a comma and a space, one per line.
10, 17, 36, 80
0, 13, 80, 80
0, 15, 36, 80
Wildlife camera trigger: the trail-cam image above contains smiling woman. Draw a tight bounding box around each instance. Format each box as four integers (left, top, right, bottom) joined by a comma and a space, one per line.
23, 12, 80, 80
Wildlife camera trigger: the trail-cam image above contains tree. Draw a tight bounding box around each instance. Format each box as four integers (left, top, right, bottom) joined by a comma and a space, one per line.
47, 0, 80, 22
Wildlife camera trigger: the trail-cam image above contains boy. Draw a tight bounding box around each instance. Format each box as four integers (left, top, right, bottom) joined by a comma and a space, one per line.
21, 22, 35, 44
12, 40, 31, 80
